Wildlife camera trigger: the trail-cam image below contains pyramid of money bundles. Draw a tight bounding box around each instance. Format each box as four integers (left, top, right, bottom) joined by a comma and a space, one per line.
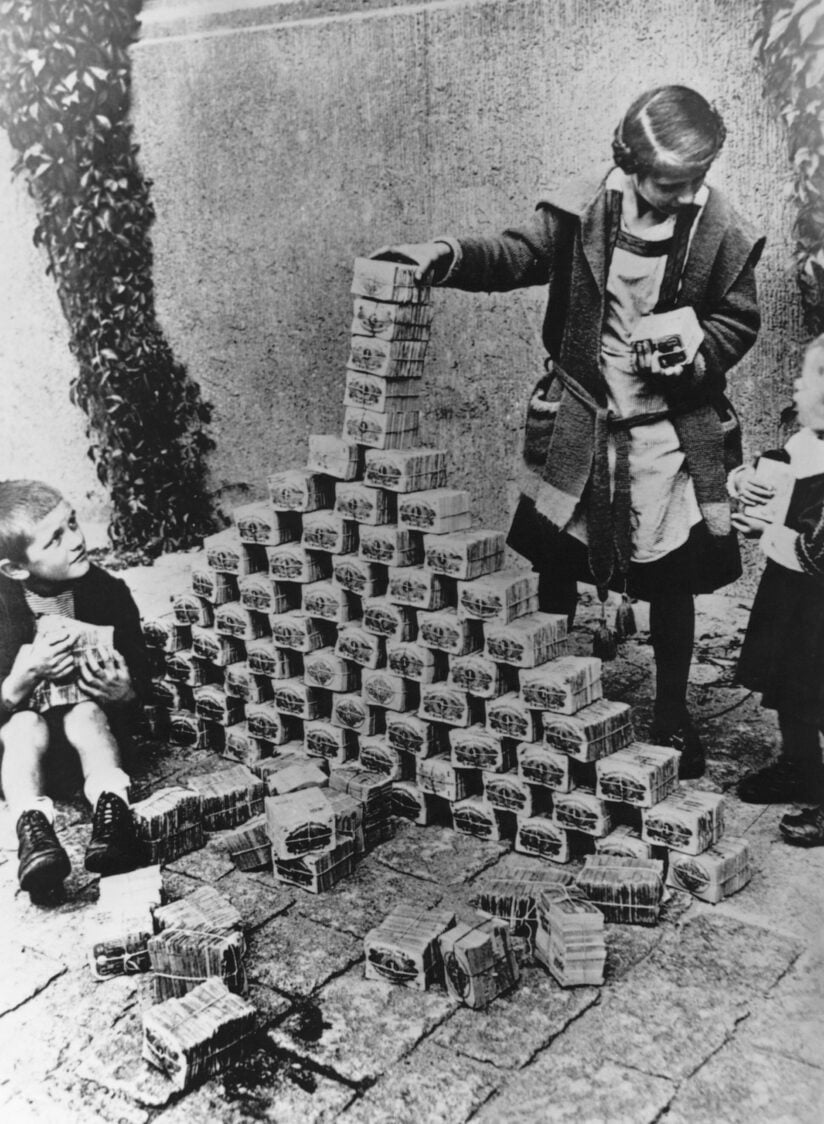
139, 255, 753, 934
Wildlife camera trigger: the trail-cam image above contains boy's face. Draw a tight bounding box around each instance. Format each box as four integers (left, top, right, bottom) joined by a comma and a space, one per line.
793, 351, 824, 431
20, 501, 89, 586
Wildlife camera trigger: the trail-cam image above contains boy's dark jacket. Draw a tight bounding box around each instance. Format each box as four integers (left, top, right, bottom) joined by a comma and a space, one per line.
444, 172, 765, 585
0, 563, 151, 725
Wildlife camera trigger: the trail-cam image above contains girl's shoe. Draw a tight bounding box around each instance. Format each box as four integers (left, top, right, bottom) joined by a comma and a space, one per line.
779, 805, 824, 846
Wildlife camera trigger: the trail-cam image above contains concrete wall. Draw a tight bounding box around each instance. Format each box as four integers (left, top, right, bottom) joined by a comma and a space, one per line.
1, 0, 806, 564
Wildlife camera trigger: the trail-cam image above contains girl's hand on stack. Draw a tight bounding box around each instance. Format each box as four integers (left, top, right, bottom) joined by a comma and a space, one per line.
369, 242, 451, 284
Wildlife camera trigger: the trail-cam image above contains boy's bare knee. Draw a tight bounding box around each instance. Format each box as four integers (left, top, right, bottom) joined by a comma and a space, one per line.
63, 699, 111, 741
0, 710, 49, 751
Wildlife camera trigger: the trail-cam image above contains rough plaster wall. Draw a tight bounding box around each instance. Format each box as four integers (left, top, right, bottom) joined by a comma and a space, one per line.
0, 0, 804, 575
0, 134, 110, 536
133, 0, 801, 554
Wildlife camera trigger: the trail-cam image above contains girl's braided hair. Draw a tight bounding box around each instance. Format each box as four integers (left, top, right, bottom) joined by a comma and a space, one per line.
612, 86, 726, 175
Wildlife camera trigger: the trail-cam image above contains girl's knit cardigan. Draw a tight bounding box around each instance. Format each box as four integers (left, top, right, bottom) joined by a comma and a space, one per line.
439, 172, 765, 587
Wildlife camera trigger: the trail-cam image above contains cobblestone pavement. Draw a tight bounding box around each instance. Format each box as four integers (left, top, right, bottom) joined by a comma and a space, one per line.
1, 550, 822, 1123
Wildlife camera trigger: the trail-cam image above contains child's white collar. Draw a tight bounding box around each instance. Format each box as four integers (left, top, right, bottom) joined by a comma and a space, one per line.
786, 426, 824, 477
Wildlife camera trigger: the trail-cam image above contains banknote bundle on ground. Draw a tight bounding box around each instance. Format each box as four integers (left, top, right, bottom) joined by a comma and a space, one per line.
534, 883, 607, 986
84, 871, 260, 1091
138, 256, 752, 919
128, 763, 266, 866
140, 885, 257, 1091
363, 902, 519, 1008
87, 865, 166, 981
473, 867, 578, 965
141, 978, 257, 1093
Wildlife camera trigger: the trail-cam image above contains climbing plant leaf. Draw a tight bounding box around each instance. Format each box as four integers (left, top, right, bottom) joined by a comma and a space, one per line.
754, 0, 824, 335
0, 0, 216, 554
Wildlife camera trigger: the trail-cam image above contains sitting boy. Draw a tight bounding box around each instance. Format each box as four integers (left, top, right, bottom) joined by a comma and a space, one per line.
0, 480, 151, 896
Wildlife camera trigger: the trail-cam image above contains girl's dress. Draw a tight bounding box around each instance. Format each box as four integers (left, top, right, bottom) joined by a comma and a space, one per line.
439, 164, 763, 600
737, 427, 824, 725
565, 169, 703, 565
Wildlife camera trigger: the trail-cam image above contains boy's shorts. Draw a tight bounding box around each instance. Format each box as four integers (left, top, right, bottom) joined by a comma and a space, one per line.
0, 704, 142, 800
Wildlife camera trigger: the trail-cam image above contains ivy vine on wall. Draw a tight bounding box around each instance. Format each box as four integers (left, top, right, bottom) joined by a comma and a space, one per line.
754, 0, 824, 335
0, 0, 216, 554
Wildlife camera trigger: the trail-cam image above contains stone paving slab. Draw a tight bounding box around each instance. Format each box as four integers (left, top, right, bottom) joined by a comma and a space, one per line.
152, 1047, 356, 1124
601, 654, 656, 708
372, 821, 507, 885
289, 851, 447, 939
0, 1075, 151, 1124
735, 948, 824, 1070
602, 923, 664, 981
703, 699, 776, 770
431, 965, 599, 1069
246, 980, 294, 1022
642, 911, 803, 998
715, 795, 776, 840
208, 867, 295, 930
339, 1039, 503, 1123
556, 976, 749, 1081
472, 1047, 677, 1124
74, 999, 179, 1109
0, 943, 66, 1016
8, 879, 99, 967
0, 970, 136, 1090
165, 837, 237, 883
714, 828, 824, 943
267, 967, 456, 1083
246, 913, 363, 998
663, 1040, 824, 1124
158, 868, 205, 903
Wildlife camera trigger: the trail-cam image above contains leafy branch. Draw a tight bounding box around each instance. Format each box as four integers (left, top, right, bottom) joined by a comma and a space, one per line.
0, 0, 216, 554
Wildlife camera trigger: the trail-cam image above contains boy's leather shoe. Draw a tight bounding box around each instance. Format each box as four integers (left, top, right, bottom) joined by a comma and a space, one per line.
84, 792, 139, 876
17, 810, 71, 894
737, 760, 806, 804
649, 718, 706, 780
779, 805, 824, 846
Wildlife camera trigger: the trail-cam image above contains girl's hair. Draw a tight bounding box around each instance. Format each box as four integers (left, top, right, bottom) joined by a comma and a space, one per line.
612, 86, 726, 176
0, 480, 63, 564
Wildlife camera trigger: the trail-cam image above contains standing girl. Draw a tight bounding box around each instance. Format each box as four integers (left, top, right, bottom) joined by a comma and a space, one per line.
731, 335, 824, 843
373, 85, 764, 778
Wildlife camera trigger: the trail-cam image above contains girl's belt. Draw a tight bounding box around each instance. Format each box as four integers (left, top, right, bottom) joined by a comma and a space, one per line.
553, 366, 701, 587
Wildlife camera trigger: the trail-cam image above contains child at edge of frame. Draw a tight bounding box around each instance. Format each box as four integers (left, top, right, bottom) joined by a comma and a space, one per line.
0, 480, 151, 898
730, 334, 824, 845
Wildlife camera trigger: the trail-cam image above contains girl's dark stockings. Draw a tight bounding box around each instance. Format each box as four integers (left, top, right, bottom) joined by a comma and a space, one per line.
649, 591, 695, 732
538, 571, 696, 731
779, 713, 823, 776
